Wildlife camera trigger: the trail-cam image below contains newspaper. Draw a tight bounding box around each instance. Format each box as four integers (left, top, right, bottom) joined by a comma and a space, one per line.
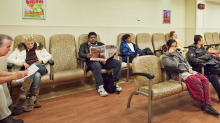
90, 45, 117, 62
15, 64, 39, 82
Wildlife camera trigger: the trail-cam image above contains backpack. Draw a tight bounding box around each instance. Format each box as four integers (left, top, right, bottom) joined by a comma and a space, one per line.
102, 73, 119, 94
139, 48, 154, 56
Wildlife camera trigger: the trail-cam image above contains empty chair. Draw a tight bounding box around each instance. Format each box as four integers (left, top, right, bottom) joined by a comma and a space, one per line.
49, 34, 84, 82
127, 55, 183, 123
204, 32, 215, 46
213, 32, 220, 44
136, 33, 154, 52
152, 33, 166, 57
213, 32, 220, 50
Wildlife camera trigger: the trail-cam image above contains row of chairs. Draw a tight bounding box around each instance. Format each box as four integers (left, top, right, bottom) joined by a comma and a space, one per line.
7, 32, 177, 94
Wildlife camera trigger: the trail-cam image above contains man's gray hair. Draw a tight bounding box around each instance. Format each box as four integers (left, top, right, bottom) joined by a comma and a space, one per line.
0, 34, 13, 46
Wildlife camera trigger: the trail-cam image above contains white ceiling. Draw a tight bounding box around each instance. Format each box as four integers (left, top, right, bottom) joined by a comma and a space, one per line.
206, 0, 220, 3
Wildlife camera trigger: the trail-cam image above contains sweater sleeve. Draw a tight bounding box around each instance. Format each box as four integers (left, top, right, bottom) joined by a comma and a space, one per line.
39, 48, 52, 64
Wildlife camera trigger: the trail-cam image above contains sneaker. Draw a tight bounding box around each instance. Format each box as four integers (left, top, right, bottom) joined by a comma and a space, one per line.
97, 85, 108, 97
116, 84, 122, 91
0, 116, 23, 123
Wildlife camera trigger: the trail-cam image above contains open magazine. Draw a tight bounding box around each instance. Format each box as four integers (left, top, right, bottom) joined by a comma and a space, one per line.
90, 45, 117, 62
15, 64, 39, 82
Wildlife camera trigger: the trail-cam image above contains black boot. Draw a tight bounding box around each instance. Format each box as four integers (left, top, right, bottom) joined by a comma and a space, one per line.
203, 104, 220, 116
0, 116, 23, 123
9, 99, 24, 116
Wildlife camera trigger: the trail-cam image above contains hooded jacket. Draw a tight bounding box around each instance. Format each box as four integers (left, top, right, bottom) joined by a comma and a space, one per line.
162, 51, 192, 79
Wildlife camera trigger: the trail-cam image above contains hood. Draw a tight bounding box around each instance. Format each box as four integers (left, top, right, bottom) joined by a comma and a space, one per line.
17, 42, 44, 51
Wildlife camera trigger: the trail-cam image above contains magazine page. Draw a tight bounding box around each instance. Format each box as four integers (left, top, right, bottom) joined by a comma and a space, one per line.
90, 45, 117, 62
15, 64, 39, 82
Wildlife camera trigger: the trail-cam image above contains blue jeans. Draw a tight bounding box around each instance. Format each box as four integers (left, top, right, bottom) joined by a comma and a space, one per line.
28, 64, 47, 89
89, 59, 121, 87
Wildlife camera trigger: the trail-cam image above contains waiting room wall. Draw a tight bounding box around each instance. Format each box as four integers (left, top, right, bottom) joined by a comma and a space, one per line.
203, 1, 220, 32
0, 0, 187, 70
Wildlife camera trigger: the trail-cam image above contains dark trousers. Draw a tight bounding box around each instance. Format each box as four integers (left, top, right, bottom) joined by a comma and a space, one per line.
89, 59, 121, 87
207, 74, 220, 99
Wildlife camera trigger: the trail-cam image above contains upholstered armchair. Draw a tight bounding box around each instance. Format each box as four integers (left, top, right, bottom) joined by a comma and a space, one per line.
127, 55, 183, 123
49, 34, 84, 82
7, 34, 54, 95
152, 33, 167, 57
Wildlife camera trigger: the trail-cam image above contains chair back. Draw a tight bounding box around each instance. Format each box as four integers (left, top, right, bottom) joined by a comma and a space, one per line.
116, 33, 136, 55
165, 33, 171, 41
204, 32, 214, 45
136, 33, 153, 51
78, 34, 101, 49
49, 34, 77, 72
13, 34, 46, 50
213, 32, 220, 44
152, 33, 166, 56
132, 55, 163, 90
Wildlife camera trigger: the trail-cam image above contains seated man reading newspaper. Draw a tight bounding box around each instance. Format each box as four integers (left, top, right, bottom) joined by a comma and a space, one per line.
79, 32, 122, 97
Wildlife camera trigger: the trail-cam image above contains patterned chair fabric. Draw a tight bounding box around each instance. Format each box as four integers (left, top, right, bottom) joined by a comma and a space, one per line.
165, 33, 170, 41
49, 34, 84, 82
132, 55, 182, 100
13, 34, 46, 50
213, 32, 220, 44
136, 33, 154, 51
204, 32, 215, 45
152, 33, 166, 57
10, 34, 50, 87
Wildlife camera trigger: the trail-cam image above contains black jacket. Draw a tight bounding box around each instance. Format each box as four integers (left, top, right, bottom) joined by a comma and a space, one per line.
78, 41, 105, 72
188, 43, 220, 74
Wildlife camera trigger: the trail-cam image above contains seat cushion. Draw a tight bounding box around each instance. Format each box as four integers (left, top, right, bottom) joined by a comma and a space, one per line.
139, 80, 182, 100
182, 82, 187, 91
53, 69, 84, 82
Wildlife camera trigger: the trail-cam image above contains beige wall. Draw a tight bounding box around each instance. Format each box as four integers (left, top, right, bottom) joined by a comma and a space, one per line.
0, 0, 220, 70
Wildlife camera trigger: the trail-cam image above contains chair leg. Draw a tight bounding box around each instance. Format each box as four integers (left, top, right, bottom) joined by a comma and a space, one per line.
7, 82, 12, 96
126, 68, 129, 82
127, 91, 149, 108
148, 90, 152, 123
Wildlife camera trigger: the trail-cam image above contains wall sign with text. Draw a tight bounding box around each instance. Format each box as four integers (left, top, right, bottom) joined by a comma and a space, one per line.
163, 10, 171, 24
23, 0, 46, 19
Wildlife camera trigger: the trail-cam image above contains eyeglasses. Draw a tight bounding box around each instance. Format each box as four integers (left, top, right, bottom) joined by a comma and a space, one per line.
89, 37, 97, 39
